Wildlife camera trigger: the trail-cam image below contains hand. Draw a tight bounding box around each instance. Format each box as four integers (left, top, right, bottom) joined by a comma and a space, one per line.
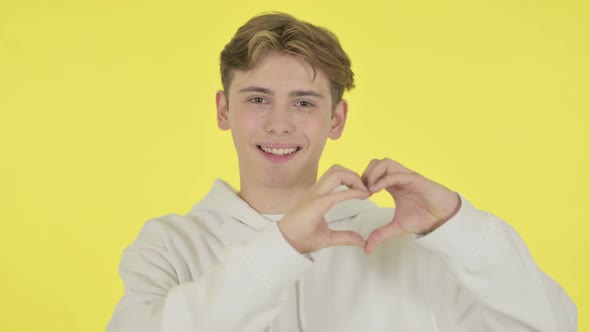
278, 165, 371, 254
361, 158, 461, 254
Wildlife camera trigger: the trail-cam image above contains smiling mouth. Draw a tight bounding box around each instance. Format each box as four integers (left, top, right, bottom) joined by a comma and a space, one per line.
256, 145, 302, 156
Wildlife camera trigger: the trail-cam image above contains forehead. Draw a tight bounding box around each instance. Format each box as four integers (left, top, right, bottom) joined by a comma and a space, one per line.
229, 52, 331, 94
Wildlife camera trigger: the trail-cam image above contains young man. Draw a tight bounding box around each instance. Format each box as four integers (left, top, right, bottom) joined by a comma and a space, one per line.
107, 13, 576, 332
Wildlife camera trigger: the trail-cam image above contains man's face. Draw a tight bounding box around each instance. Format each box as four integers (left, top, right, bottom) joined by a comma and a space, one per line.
216, 51, 347, 189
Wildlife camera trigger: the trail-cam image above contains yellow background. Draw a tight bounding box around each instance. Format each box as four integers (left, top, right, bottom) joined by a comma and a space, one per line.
1, 0, 587, 330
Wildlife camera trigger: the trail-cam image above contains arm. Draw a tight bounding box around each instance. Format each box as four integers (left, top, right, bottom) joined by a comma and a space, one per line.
419, 196, 577, 331
107, 221, 311, 332
360, 158, 576, 331
108, 166, 370, 332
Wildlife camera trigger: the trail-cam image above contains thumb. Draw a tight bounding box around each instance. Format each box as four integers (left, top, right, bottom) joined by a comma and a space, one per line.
323, 230, 366, 250
364, 221, 407, 254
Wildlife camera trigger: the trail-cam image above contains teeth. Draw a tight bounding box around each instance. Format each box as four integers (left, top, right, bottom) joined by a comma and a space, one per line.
260, 146, 298, 156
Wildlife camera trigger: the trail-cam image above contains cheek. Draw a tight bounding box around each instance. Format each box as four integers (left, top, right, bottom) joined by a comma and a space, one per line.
230, 111, 259, 128
302, 119, 332, 141
294, 110, 330, 125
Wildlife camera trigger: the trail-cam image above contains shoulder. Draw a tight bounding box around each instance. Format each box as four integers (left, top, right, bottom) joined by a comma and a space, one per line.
127, 211, 215, 248
132, 208, 261, 253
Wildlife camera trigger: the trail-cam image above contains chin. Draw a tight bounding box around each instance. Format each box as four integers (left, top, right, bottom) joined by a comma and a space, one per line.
256, 167, 313, 189
261, 172, 298, 188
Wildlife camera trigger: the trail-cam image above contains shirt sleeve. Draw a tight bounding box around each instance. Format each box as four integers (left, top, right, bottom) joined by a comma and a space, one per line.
106, 220, 312, 332
417, 195, 577, 331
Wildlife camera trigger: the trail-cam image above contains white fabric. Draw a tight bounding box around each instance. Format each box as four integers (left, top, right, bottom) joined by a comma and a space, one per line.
107, 179, 577, 332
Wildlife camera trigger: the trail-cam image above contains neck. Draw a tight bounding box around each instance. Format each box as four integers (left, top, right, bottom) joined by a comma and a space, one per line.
238, 176, 316, 214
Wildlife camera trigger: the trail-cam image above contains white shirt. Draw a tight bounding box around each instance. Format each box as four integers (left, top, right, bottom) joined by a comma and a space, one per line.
107, 179, 577, 331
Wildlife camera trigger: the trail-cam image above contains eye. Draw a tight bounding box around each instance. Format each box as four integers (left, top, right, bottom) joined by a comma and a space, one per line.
248, 97, 267, 104
295, 100, 315, 107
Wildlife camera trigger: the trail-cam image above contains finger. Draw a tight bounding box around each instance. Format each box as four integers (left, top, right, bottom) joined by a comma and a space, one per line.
360, 159, 379, 186
363, 159, 390, 190
315, 166, 368, 194
368, 172, 416, 193
364, 159, 413, 191
316, 188, 371, 211
364, 221, 407, 254
381, 158, 412, 173
322, 229, 366, 250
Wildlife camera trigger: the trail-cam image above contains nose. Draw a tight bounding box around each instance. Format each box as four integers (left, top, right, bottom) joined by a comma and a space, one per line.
264, 105, 295, 135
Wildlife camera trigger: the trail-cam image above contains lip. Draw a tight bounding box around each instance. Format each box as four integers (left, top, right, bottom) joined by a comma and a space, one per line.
255, 142, 302, 149
255, 143, 302, 163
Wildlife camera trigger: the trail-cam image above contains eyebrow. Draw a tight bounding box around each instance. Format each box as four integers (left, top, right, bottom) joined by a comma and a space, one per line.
238, 86, 324, 98
238, 86, 274, 95
289, 90, 324, 98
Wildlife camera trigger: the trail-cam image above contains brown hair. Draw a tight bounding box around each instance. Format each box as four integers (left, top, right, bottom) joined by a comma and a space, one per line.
220, 12, 355, 106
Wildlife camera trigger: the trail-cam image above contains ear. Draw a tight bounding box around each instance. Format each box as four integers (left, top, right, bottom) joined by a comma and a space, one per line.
329, 99, 348, 140
216, 90, 230, 131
